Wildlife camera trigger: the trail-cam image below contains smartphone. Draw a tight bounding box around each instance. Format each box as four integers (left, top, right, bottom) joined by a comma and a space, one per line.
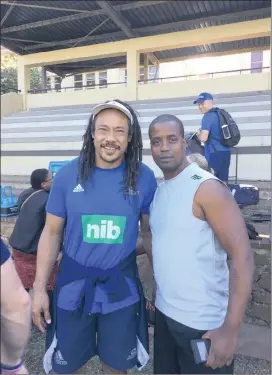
190, 339, 211, 364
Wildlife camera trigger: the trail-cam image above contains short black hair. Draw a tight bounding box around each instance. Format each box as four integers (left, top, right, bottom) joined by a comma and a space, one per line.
149, 114, 185, 138
30, 168, 49, 189
78, 99, 143, 194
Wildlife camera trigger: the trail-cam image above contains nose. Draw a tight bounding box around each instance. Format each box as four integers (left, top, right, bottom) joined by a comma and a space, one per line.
105, 129, 116, 142
160, 139, 170, 152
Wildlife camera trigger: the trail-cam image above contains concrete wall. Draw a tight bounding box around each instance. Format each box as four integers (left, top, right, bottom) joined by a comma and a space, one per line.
26, 72, 270, 109
138, 72, 271, 101
1, 92, 23, 118
27, 85, 130, 108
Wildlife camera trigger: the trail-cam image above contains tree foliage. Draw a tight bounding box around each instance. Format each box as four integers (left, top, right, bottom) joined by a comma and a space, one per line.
1, 51, 42, 93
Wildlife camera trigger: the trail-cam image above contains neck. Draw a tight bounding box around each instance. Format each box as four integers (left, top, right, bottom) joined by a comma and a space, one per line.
163, 158, 190, 180
95, 154, 124, 170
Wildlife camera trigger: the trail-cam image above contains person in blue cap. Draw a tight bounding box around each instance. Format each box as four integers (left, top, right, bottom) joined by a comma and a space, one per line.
193, 92, 231, 182
32, 99, 157, 374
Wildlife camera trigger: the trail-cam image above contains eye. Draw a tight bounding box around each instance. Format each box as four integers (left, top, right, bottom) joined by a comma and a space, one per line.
116, 129, 125, 133
151, 139, 160, 146
169, 137, 178, 143
98, 127, 107, 132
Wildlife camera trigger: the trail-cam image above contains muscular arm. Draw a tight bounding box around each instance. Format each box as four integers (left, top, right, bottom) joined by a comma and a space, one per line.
195, 180, 254, 329
33, 213, 65, 291
135, 233, 145, 256
139, 214, 153, 267
1, 257, 31, 366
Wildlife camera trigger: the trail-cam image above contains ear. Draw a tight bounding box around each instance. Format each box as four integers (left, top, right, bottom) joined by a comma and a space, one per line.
41, 182, 46, 189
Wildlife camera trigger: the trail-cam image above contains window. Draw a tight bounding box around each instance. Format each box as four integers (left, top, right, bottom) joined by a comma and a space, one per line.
74, 74, 83, 90
148, 66, 159, 82
139, 65, 159, 83
54, 76, 61, 92
99, 71, 107, 88
121, 69, 127, 84
46, 77, 51, 90
86, 73, 95, 89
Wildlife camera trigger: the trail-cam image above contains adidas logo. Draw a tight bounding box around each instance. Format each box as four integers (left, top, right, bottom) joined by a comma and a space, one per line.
55, 350, 67, 366
191, 174, 202, 180
73, 184, 84, 192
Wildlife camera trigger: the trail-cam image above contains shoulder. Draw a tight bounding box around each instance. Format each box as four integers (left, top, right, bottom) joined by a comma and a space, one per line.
195, 178, 231, 205
53, 158, 79, 181
1, 240, 11, 266
138, 163, 157, 186
139, 162, 156, 179
203, 110, 219, 121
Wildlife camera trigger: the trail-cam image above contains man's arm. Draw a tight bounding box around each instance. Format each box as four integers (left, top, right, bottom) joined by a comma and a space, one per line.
1, 256, 31, 368
195, 179, 254, 368
198, 129, 209, 143
140, 214, 153, 267
32, 213, 65, 332
33, 213, 65, 291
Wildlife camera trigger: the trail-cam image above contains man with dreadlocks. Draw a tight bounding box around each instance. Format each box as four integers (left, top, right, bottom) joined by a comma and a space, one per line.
32, 100, 157, 374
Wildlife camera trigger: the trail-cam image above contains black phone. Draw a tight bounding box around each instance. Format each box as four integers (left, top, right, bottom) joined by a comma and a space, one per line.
190, 339, 211, 364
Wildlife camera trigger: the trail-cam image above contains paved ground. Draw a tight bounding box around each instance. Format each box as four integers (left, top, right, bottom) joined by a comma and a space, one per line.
25, 326, 271, 374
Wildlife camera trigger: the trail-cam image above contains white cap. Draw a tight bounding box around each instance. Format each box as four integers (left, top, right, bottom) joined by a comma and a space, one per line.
92, 100, 134, 125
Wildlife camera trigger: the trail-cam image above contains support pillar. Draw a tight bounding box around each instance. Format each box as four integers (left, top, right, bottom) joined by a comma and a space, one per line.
41, 66, 47, 91
17, 61, 30, 111
143, 54, 148, 83
126, 49, 139, 101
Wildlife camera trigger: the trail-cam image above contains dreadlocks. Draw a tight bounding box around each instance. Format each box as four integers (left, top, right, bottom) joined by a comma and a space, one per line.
78, 99, 143, 194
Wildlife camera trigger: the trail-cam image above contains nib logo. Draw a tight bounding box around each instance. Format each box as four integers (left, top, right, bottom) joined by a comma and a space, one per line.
82, 215, 126, 244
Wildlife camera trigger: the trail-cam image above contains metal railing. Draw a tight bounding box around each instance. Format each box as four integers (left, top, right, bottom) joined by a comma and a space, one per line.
27, 66, 270, 94
1, 88, 21, 95
138, 66, 270, 84
28, 80, 127, 94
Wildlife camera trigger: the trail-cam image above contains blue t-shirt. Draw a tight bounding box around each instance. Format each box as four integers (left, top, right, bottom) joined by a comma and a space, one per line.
201, 108, 230, 159
1, 240, 10, 266
46, 158, 157, 314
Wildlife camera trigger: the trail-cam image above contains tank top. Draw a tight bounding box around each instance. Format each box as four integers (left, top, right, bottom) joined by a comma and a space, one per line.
150, 163, 229, 330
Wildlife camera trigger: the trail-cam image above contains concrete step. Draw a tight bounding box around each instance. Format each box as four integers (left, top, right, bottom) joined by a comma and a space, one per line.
25, 90, 270, 113
2, 101, 270, 123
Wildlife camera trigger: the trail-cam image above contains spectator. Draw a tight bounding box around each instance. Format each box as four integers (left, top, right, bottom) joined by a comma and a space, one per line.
148, 114, 254, 374
9, 169, 59, 301
1, 239, 31, 374
187, 153, 211, 172
194, 92, 231, 182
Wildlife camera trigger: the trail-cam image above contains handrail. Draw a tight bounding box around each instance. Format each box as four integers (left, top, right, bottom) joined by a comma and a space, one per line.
28, 80, 127, 94
138, 66, 270, 83
1, 88, 21, 94
27, 65, 270, 94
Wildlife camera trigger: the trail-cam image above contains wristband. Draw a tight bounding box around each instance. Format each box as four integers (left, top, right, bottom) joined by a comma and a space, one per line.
1, 359, 24, 374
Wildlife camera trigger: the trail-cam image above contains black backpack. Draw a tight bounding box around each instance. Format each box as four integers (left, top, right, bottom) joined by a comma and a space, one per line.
215, 108, 241, 147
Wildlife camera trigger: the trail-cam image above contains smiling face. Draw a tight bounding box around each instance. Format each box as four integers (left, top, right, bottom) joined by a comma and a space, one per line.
198, 99, 213, 114
92, 108, 131, 168
149, 120, 188, 179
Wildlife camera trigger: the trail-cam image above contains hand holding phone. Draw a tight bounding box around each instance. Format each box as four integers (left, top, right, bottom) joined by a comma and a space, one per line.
190, 339, 211, 364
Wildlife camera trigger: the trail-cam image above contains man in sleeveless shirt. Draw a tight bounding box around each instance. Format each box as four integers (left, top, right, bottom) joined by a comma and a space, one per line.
32, 100, 157, 374
148, 114, 254, 374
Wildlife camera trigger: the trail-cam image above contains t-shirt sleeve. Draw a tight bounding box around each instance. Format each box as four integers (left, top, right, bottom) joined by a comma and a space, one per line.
46, 172, 67, 218
141, 170, 158, 215
201, 112, 217, 132
1, 240, 11, 266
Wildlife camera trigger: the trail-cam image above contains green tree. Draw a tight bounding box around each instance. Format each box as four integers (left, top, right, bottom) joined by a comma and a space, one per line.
1, 67, 18, 93
1, 66, 42, 93
30, 67, 42, 91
